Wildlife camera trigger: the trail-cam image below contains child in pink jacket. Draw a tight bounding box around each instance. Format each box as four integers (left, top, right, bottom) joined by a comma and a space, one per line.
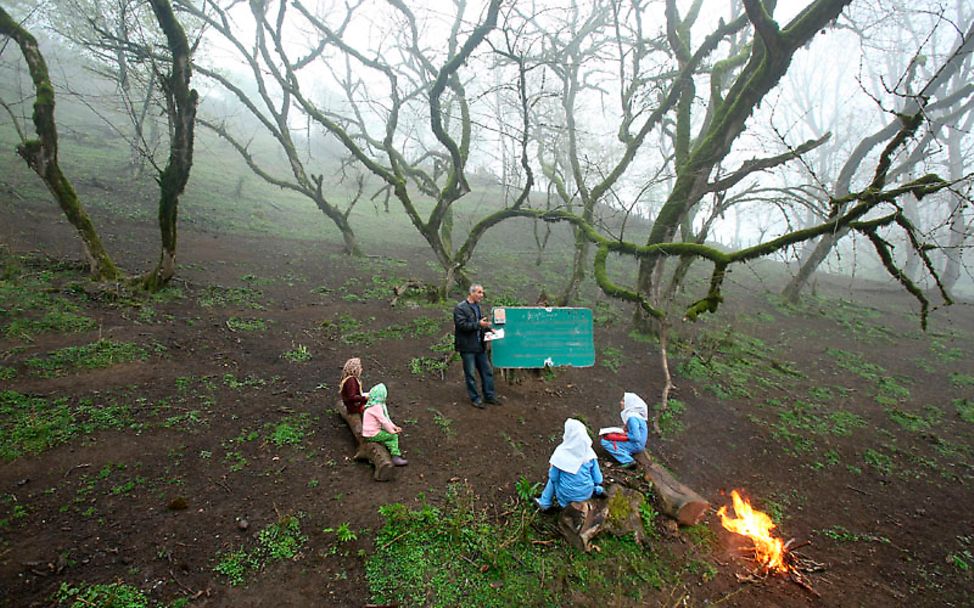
361, 383, 408, 466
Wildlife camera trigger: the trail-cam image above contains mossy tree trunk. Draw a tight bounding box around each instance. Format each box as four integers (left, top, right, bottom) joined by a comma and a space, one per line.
634, 0, 854, 330
0, 7, 121, 281
141, 0, 198, 291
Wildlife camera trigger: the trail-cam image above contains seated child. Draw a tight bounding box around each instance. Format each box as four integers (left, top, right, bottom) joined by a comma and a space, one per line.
361, 383, 408, 466
339, 357, 369, 415
599, 392, 649, 468
536, 418, 604, 510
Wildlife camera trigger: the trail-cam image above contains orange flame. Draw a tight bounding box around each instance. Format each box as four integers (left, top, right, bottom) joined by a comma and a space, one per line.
718, 490, 789, 573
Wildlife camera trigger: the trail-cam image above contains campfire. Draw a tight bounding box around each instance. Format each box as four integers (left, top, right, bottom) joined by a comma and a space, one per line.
718, 489, 825, 595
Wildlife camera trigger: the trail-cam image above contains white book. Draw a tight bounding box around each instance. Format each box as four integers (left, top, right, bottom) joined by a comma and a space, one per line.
599, 426, 624, 436
484, 328, 504, 341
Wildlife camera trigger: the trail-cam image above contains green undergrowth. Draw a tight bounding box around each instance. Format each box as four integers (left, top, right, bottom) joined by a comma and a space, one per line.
53, 581, 165, 608
197, 285, 265, 310
266, 413, 315, 447
656, 398, 686, 436
0, 251, 96, 340
226, 316, 268, 332
0, 390, 139, 460
214, 514, 308, 586
956, 399, 974, 424
25, 339, 151, 377
341, 315, 442, 346
748, 387, 866, 461
677, 327, 803, 399
826, 348, 910, 405
366, 484, 676, 608
766, 294, 894, 341
409, 333, 457, 377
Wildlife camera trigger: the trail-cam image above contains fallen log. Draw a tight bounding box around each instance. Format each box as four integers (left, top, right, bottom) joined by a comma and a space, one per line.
633, 451, 709, 525
334, 401, 396, 482
557, 484, 646, 552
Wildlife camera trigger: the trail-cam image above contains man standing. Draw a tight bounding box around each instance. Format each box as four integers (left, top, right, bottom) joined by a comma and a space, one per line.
453, 284, 498, 408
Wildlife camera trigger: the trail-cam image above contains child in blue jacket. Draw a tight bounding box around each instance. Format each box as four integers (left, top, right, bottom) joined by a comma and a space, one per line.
536, 419, 605, 510
600, 392, 649, 468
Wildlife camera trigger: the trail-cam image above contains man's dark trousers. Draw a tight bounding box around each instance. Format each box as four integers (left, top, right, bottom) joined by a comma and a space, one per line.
461, 350, 495, 404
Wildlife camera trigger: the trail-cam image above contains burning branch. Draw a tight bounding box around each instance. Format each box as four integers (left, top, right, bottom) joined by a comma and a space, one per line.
719, 489, 826, 596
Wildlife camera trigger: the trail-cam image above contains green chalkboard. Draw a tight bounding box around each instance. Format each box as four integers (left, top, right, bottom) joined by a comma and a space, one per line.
489, 307, 595, 368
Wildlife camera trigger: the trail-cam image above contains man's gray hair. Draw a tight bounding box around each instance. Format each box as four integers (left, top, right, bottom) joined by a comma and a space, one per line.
469, 284, 483, 294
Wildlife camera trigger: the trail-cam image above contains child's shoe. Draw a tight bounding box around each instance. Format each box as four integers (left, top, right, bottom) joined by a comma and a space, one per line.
392, 456, 409, 466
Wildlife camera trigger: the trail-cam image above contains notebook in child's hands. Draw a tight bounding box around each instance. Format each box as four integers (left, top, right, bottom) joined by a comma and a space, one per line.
598, 426, 624, 435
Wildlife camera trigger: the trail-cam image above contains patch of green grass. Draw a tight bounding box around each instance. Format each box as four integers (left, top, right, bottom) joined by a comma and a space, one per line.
766, 294, 892, 341
323, 522, 359, 543
948, 549, 972, 572
343, 316, 442, 346
198, 285, 264, 310
223, 373, 266, 389
956, 399, 974, 424
826, 349, 910, 405
226, 317, 267, 332
950, 373, 974, 388
428, 408, 455, 438
600, 346, 624, 373
627, 329, 657, 344
267, 413, 314, 447
214, 515, 308, 586
0, 366, 15, 382
818, 525, 890, 544
223, 450, 248, 472
0, 391, 137, 460
110, 475, 146, 496
25, 340, 149, 378
656, 399, 686, 436
678, 329, 803, 400
366, 485, 674, 608
863, 448, 894, 476
53, 581, 150, 608
5, 306, 96, 339
930, 337, 964, 363
409, 356, 448, 377
755, 398, 865, 456
214, 549, 256, 587
887, 406, 943, 432
282, 344, 312, 363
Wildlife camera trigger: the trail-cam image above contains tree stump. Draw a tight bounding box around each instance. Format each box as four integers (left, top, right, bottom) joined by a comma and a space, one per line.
557, 485, 646, 552
633, 451, 709, 525
335, 401, 396, 482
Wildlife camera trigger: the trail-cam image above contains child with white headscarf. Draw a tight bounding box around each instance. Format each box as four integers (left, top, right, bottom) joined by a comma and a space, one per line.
600, 392, 649, 468
535, 419, 605, 510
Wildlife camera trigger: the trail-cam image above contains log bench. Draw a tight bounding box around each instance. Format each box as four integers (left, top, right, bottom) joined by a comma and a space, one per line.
557, 484, 647, 552
632, 451, 709, 526
335, 401, 397, 482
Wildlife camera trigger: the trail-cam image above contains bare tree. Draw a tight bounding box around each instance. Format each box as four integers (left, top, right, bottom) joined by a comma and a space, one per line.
0, 5, 121, 280
781, 4, 974, 301
176, 0, 363, 256
1, 0, 197, 289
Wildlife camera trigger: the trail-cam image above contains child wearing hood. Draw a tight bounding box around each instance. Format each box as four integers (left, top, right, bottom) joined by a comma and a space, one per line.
600, 392, 649, 468
361, 383, 408, 466
535, 418, 605, 510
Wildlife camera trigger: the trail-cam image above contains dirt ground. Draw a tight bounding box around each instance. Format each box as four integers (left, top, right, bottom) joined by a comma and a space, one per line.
1, 198, 972, 608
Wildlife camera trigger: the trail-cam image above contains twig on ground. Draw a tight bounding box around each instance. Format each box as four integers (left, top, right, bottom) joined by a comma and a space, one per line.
64, 463, 92, 478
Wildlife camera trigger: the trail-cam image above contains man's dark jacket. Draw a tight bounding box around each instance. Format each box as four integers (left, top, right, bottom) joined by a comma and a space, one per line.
454, 299, 485, 353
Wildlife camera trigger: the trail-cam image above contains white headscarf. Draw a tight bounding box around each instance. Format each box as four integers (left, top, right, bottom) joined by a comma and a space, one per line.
621, 392, 649, 424
549, 418, 598, 474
